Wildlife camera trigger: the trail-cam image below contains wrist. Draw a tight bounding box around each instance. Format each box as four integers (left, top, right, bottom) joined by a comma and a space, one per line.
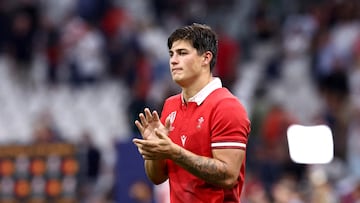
171, 144, 183, 161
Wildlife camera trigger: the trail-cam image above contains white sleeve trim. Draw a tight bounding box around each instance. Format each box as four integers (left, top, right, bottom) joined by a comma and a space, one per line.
211, 142, 246, 148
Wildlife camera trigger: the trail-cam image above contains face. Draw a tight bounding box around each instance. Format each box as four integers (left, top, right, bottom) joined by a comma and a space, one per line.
169, 40, 206, 87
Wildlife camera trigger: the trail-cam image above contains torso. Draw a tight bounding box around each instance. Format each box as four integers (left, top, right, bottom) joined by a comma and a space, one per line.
160, 88, 250, 203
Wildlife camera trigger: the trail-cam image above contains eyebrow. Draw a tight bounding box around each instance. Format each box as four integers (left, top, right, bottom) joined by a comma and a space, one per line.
169, 48, 188, 54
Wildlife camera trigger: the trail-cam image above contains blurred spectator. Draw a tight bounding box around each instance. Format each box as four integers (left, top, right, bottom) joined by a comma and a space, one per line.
100, 6, 129, 40
77, 131, 102, 201
60, 17, 107, 88
129, 180, 154, 203
346, 106, 360, 179
76, 0, 110, 25
150, 0, 186, 26
341, 181, 360, 203
282, 11, 317, 59
242, 172, 271, 203
31, 109, 62, 144
271, 175, 304, 203
41, 18, 61, 86
346, 38, 360, 179
261, 104, 295, 152
317, 70, 350, 160
255, 104, 306, 195
7, 1, 39, 87
308, 166, 338, 203
252, 1, 278, 42
0, 1, 11, 54
311, 28, 336, 81
39, 0, 75, 28
215, 27, 241, 91
127, 51, 153, 135
138, 20, 169, 82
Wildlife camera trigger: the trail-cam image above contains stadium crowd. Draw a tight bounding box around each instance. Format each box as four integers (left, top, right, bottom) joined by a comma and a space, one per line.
0, 0, 360, 202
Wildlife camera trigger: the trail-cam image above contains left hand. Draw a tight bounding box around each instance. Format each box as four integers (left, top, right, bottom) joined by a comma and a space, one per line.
133, 123, 178, 160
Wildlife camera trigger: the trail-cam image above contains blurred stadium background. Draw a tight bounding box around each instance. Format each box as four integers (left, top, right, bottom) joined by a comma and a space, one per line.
0, 0, 359, 202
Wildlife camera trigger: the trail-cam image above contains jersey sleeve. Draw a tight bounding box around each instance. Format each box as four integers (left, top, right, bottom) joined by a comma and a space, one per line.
210, 97, 251, 150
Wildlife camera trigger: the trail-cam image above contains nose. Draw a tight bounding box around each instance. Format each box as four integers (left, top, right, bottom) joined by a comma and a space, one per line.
170, 55, 178, 66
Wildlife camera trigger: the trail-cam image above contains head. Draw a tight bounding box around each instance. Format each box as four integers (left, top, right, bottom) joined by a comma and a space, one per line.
167, 23, 218, 87
168, 23, 218, 71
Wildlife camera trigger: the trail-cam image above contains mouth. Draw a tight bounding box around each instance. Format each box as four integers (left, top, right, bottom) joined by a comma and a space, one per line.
171, 67, 183, 73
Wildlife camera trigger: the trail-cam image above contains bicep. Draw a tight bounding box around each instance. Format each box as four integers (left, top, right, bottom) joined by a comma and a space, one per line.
212, 148, 245, 178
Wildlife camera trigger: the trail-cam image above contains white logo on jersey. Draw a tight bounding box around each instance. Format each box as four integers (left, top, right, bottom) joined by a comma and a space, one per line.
168, 111, 177, 131
181, 135, 187, 146
197, 117, 204, 129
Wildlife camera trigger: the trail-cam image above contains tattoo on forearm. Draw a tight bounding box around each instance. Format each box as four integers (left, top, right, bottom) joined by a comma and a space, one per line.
174, 147, 227, 183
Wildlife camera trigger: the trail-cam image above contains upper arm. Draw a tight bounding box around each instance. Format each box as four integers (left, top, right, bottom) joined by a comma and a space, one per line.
209, 97, 250, 185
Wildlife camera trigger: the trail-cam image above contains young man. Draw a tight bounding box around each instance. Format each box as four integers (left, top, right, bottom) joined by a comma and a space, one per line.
133, 23, 251, 203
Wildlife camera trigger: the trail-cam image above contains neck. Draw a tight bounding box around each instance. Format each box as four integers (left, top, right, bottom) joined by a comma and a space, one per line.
182, 75, 213, 102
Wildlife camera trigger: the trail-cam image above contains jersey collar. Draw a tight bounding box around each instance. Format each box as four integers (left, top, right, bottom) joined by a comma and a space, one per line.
183, 77, 222, 106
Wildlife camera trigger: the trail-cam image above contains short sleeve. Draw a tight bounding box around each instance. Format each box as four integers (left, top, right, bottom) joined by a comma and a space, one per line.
210, 98, 250, 150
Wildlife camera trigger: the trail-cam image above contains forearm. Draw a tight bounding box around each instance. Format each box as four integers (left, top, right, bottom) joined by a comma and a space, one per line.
171, 146, 237, 189
145, 159, 168, 185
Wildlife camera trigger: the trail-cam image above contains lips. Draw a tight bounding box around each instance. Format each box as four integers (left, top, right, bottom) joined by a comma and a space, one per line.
171, 67, 183, 73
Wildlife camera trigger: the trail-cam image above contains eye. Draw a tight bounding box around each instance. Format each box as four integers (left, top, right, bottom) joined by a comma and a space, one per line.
179, 51, 187, 55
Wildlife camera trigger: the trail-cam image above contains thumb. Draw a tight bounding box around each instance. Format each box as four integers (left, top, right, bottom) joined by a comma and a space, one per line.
154, 128, 168, 140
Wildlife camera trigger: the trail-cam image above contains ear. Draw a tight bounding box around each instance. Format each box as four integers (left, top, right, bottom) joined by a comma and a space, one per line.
202, 51, 213, 66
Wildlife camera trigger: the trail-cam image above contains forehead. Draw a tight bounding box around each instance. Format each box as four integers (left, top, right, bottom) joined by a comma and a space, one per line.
169, 40, 193, 50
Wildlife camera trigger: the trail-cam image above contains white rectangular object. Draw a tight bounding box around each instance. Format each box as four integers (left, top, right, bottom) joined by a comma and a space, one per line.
287, 124, 334, 164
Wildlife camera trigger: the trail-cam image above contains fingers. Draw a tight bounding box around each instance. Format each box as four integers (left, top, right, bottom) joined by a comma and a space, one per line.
134, 144, 153, 159
135, 108, 161, 139
154, 128, 166, 139
138, 108, 159, 126
133, 138, 157, 148
135, 120, 144, 133
152, 110, 160, 122
144, 108, 153, 122
133, 138, 159, 160
139, 112, 148, 128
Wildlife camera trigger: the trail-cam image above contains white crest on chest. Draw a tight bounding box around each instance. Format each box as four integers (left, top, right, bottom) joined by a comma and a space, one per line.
197, 116, 204, 129
168, 111, 177, 131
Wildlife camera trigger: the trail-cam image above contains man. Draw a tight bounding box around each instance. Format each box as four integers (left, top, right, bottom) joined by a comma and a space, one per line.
133, 23, 251, 203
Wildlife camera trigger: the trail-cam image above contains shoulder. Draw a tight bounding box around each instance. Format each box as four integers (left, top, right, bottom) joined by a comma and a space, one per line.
209, 89, 251, 144
164, 94, 181, 105
207, 88, 244, 109
208, 88, 250, 126
209, 88, 236, 100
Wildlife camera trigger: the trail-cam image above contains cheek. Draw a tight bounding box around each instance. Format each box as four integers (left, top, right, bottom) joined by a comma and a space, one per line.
184, 58, 200, 72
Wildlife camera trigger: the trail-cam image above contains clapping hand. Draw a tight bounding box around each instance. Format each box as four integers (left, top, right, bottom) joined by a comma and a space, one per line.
133, 108, 174, 160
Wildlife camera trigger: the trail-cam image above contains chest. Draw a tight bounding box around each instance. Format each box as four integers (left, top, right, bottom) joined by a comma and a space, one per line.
167, 103, 212, 155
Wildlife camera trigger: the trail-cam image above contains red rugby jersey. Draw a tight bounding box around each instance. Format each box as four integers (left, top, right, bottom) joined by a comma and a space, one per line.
160, 78, 251, 203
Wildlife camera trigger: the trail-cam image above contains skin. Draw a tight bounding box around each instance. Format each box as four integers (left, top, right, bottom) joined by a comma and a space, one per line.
133, 40, 245, 189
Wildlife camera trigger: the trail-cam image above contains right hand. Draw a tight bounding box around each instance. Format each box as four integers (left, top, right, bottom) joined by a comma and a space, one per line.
135, 108, 168, 140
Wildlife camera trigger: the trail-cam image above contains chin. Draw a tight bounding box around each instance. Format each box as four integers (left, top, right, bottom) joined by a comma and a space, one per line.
172, 75, 182, 82
175, 80, 189, 88
172, 77, 184, 85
